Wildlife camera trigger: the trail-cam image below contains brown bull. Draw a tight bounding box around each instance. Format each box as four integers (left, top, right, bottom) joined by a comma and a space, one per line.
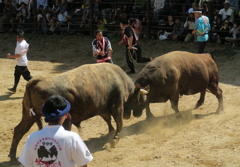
128, 51, 223, 118
9, 63, 143, 161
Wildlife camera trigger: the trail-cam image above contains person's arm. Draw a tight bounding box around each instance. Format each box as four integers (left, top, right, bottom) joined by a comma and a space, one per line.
128, 36, 133, 49
79, 164, 88, 167
43, 0, 48, 9
7, 53, 21, 58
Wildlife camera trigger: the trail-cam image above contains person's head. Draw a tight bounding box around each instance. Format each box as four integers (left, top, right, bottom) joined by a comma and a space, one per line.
189, 13, 194, 18
16, 30, 24, 42
42, 95, 71, 124
223, 0, 230, 9
95, 29, 103, 40
128, 17, 136, 26
192, 2, 197, 8
223, 19, 230, 27
233, 22, 238, 28
175, 18, 180, 24
116, 7, 121, 14
20, 2, 26, 8
119, 19, 128, 29
168, 15, 173, 22
194, 8, 203, 18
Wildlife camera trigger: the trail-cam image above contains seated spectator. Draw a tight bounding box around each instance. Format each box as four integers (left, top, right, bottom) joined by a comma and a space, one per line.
101, 0, 114, 24
187, 2, 197, 14
66, 14, 77, 34
225, 22, 239, 46
95, 16, 108, 36
122, 4, 131, 17
153, 0, 168, 22
218, 0, 234, 24
129, 17, 142, 38
156, 15, 175, 39
168, 18, 184, 41
228, 0, 238, 15
37, 14, 48, 34
218, 19, 231, 44
130, 0, 145, 19
184, 13, 196, 42
49, 0, 60, 15
58, 0, 68, 23
93, 0, 100, 18
0, 0, 17, 32
37, 0, 48, 18
111, 7, 127, 37
82, 0, 90, 19
47, 14, 60, 34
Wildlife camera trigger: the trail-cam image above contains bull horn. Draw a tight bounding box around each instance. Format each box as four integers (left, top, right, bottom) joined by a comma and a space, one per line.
140, 89, 148, 95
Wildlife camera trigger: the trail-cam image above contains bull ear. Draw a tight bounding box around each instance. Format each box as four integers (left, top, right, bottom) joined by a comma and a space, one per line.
134, 84, 141, 93
145, 85, 150, 92
140, 89, 148, 95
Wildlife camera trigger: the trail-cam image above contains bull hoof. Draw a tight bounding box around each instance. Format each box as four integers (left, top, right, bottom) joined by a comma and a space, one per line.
175, 112, 182, 119
109, 129, 115, 135
195, 102, 204, 109
10, 158, 20, 165
216, 108, 224, 114
103, 138, 119, 151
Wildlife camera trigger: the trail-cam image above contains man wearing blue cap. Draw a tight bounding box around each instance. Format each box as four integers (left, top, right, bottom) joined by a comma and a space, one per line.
18, 95, 93, 167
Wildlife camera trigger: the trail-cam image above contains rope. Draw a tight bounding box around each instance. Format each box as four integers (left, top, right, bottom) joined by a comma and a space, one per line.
128, 48, 137, 63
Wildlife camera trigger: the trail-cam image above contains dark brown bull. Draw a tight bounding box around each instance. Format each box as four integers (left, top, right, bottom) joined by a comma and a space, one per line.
129, 51, 223, 118
9, 63, 142, 161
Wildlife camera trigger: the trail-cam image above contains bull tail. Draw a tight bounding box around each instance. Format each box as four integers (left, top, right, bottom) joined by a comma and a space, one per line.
23, 78, 43, 129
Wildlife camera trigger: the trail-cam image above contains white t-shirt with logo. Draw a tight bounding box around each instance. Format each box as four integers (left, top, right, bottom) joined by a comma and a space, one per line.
18, 125, 93, 167
15, 39, 29, 66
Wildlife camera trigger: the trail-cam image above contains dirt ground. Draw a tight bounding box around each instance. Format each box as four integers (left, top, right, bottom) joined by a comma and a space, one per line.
0, 34, 240, 167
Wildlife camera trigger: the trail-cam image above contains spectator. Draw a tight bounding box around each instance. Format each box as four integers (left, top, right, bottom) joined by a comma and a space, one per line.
92, 29, 113, 63
168, 18, 184, 41
184, 13, 196, 42
101, 0, 114, 24
18, 0, 29, 6
66, 14, 77, 34
18, 95, 93, 167
218, 0, 234, 24
93, 0, 100, 18
129, 17, 142, 38
154, 15, 174, 39
0, 0, 17, 32
225, 22, 239, 46
218, 19, 231, 44
82, 0, 90, 19
58, 0, 68, 23
95, 16, 108, 36
122, 4, 131, 17
111, 7, 127, 37
130, 0, 145, 19
187, 2, 197, 14
153, 0, 167, 22
49, 0, 60, 15
37, 0, 48, 18
47, 14, 60, 34
228, 0, 238, 15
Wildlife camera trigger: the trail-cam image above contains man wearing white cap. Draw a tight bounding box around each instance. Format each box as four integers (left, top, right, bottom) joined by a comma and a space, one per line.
18, 95, 93, 167
192, 8, 211, 54
218, 0, 234, 23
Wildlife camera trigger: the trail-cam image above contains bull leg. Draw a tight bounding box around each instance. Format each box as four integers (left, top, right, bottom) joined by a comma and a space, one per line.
207, 82, 223, 113
63, 113, 72, 131
100, 114, 115, 134
170, 94, 181, 118
108, 105, 124, 148
9, 117, 36, 162
146, 103, 154, 119
195, 90, 206, 109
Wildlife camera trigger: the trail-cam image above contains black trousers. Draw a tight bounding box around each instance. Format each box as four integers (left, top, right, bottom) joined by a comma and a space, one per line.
13, 65, 32, 88
126, 44, 150, 72
198, 41, 207, 54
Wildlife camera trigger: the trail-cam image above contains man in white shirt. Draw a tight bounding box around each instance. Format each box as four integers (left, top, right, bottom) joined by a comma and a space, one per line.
218, 0, 234, 23
18, 95, 93, 167
7, 30, 32, 93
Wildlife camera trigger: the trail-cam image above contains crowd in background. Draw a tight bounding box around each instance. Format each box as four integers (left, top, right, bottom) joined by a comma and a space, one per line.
0, 0, 239, 45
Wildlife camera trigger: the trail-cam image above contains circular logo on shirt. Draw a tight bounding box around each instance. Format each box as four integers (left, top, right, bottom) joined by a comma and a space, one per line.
34, 137, 62, 166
